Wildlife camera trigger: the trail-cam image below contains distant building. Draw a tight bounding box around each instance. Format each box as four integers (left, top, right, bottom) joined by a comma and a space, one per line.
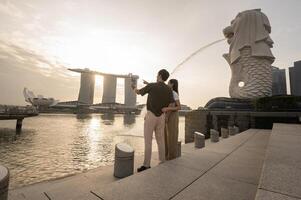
69, 68, 139, 107
289, 60, 301, 96
23, 88, 59, 107
272, 67, 287, 95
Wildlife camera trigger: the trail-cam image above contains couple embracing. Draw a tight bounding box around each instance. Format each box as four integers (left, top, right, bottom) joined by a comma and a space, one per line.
132, 69, 181, 172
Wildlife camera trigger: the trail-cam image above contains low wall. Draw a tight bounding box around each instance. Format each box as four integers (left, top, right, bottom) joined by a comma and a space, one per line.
185, 110, 301, 143
185, 110, 210, 143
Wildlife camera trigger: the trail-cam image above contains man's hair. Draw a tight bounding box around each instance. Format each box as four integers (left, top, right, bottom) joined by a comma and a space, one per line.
158, 69, 170, 81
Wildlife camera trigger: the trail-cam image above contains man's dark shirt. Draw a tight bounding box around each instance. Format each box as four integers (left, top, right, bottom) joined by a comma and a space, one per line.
139, 82, 174, 117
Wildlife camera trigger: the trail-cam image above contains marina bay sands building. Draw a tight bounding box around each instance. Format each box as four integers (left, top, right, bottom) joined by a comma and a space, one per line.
69, 68, 139, 107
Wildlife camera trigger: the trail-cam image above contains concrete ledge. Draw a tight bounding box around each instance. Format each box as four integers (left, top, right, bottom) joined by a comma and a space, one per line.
256, 123, 301, 199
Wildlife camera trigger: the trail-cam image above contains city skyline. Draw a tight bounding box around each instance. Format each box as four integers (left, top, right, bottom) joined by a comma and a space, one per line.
0, 0, 301, 108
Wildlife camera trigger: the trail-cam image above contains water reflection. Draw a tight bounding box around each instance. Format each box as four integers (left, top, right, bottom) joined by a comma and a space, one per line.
123, 114, 136, 126
101, 113, 115, 125
76, 114, 93, 120
0, 128, 17, 142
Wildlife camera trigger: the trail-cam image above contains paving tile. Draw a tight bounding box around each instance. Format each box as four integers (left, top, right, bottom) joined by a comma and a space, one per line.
181, 139, 218, 155
272, 123, 301, 137
181, 143, 197, 154
72, 192, 103, 200
264, 139, 301, 168
172, 173, 258, 200
255, 189, 301, 200
210, 147, 266, 185
259, 161, 301, 199
268, 136, 301, 158
43, 176, 95, 200
259, 123, 301, 199
8, 193, 27, 200
8, 191, 49, 200
242, 130, 271, 150
92, 163, 200, 200
165, 149, 226, 172
204, 130, 256, 154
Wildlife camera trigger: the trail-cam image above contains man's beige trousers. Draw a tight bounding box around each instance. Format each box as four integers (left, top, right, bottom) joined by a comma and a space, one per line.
143, 111, 166, 167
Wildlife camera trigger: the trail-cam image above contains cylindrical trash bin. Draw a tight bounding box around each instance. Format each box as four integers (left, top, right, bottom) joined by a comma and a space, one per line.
177, 141, 181, 158
210, 129, 219, 143
194, 132, 205, 148
114, 143, 134, 178
221, 128, 229, 138
0, 165, 9, 200
229, 126, 236, 136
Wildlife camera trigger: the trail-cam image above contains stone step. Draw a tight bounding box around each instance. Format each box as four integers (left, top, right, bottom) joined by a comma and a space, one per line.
255, 123, 301, 200
90, 129, 270, 200
172, 130, 270, 200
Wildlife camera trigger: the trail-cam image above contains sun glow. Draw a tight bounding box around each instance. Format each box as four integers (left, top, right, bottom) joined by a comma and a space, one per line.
87, 116, 102, 163
47, 28, 151, 75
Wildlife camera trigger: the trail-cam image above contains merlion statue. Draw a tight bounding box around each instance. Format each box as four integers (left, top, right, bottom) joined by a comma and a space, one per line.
223, 9, 275, 99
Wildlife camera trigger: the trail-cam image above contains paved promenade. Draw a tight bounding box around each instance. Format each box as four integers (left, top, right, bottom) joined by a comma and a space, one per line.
9, 153, 160, 200
256, 124, 301, 200
8, 123, 301, 200
91, 129, 269, 200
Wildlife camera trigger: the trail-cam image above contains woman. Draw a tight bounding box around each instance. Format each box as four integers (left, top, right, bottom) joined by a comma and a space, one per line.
162, 79, 181, 160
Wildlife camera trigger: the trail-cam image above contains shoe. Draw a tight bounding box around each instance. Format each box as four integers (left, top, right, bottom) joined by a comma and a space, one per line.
137, 165, 151, 172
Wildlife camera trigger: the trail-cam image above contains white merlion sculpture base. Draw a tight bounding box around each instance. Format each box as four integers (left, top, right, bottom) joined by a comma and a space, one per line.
223, 9, 275, 99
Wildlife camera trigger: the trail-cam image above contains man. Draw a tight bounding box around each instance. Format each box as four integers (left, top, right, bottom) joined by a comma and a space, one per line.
133, 69, 174, 172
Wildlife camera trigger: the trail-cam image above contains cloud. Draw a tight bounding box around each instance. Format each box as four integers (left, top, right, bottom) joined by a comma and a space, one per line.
0, 0, 23, 18
0, 40, 72, 78
0, 40, 79, 105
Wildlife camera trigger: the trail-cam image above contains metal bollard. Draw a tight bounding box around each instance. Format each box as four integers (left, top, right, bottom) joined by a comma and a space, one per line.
210, 129, 219, 143
229, 126, 236, 136
221, 128, 229, 138
194, 132, 205, 148
0, 165, 9, 200
114, 143, 134, 178
177, 141, 181, 157
234, 126, 240, 134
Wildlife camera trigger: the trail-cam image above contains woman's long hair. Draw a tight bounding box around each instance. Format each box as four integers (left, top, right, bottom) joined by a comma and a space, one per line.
169, 79, 178, 94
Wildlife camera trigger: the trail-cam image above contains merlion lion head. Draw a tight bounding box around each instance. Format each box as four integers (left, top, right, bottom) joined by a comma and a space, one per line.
223, 9, 274, 64
223, 9, 275, 99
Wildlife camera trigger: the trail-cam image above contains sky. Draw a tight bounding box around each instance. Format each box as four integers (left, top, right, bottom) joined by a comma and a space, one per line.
0, 0, 300, 108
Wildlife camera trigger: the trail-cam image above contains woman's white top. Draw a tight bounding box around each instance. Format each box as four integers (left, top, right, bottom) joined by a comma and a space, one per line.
173, 91, 179, 101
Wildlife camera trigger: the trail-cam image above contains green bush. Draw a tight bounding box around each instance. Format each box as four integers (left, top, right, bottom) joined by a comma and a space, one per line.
254, 95, 301, 111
